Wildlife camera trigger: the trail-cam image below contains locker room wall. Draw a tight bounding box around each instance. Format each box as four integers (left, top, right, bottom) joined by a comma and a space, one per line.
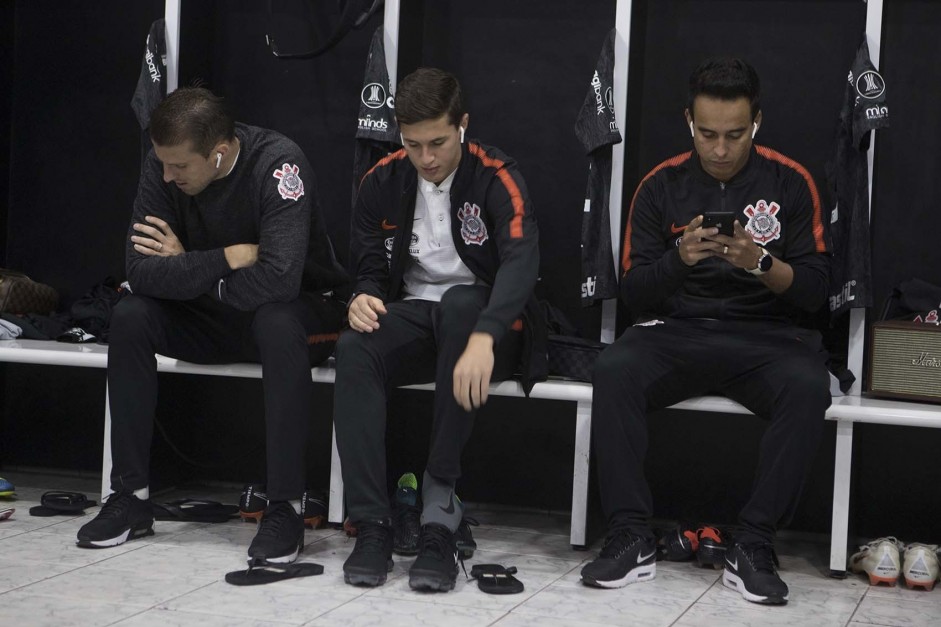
2, 0, 940, 540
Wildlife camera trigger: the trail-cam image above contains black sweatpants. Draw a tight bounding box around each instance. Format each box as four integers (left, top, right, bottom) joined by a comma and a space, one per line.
333, 285, 521, 528
591, 317, 831, 544
107, 293, 345, 501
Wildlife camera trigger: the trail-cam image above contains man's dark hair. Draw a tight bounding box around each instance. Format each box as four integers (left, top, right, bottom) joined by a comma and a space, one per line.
149, 87, 235, 156
395, 67, 464, 127
687, 57, 761, 121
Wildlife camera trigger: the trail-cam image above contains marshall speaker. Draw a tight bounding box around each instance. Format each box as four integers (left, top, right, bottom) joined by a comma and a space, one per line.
869, 321, 941, 403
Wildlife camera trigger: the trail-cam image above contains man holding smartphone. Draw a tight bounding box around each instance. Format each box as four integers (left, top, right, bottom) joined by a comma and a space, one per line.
581, 58, 830, 606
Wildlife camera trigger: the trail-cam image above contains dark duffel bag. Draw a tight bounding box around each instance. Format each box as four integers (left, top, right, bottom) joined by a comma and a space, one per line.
0, 268, 59, 315
547, 334, 609, 382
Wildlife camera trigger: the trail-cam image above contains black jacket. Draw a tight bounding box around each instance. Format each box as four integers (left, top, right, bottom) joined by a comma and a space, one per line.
621, 145, 830, 324
352, 140, 546, 390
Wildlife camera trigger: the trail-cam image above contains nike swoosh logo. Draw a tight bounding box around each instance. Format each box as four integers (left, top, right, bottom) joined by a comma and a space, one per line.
670, 223, 686, 234
726, 558, 738, 570
381, 219, 397, 230
440, 493, 456, 515
637, 549, 655, 563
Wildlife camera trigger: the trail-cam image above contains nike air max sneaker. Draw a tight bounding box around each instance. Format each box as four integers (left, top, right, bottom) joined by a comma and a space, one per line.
849, 536, 903, 586
696, 526, 728, 569
247, 501, 304, 564
901, 542, 939, 591
722, 541, 788, 605
580, 526, 657, 589
343, 520, 394, 587
392, 473, 421, 555
409, 522, 460, 592
658, 522, 699, 561
455, 516, 479, 560
76, 491, 154, 548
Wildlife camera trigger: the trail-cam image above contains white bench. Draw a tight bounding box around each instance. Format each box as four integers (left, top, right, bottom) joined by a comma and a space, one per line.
3, 338, 940, 574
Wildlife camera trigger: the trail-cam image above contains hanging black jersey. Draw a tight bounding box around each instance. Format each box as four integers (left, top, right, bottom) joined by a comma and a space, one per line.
130, 19, 166, 131
352, 26, 400, 207
575, 29, 622, 306
826, 38, 889, 319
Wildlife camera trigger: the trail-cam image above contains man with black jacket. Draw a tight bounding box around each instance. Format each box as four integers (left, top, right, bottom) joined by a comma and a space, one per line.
335, 68, 540, 592
77, 88, 348, 565
580, 58, 831, 606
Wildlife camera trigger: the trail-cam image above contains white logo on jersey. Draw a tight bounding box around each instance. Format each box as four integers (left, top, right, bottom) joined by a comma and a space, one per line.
581, 276, 596, 298
457, 202, 489, 245
272, 164, 305, 201
743, 200, 782, 244
855, 70, 885, 100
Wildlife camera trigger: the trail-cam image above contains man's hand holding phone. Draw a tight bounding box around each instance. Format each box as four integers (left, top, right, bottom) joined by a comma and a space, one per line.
678, 215, 724, 266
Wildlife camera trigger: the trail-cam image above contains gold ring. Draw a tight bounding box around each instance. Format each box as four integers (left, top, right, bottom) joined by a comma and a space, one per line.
723, 245, 729, 255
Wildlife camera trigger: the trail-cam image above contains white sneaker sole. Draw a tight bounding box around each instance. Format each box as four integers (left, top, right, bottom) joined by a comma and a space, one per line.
76, 525, 154, 549
583, 563, 656, 589
722, 569, 788, 604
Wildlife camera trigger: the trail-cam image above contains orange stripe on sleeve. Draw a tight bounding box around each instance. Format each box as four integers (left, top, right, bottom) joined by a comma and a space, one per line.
468, 143, 526, 238
755, 145, 827, 253
360, 149, 408, 186
621, 152, 692, 273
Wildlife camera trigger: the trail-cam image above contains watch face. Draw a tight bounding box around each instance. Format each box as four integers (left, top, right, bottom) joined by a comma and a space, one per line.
758, 251, 773, 272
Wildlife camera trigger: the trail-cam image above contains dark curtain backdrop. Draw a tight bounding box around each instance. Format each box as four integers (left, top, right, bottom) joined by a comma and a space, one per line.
2, 0, 940, 542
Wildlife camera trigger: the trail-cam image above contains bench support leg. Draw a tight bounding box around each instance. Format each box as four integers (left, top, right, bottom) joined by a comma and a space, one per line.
829, 420, 854, 578
570, 399, 591, 548
101, 382, 113, 502
328, 425, 345, 525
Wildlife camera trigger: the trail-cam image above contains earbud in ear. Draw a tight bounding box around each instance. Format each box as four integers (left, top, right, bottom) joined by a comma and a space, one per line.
459, 127, 465, 143
399, 133, 405, 145
689, 121, 695, 138
751, 123, 758, 139
215, 153, 222, 168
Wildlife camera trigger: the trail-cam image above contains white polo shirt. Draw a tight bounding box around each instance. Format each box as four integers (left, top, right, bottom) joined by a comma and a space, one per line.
402, 169, 479, 302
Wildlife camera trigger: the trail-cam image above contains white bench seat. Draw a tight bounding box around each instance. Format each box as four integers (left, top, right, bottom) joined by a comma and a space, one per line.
3, 338, 940, 571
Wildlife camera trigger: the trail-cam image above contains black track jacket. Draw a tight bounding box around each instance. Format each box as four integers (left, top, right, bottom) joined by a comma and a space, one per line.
621, 145, 830, 324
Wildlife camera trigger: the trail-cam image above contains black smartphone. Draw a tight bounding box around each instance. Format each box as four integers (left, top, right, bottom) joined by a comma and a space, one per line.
702, 211, 734, 237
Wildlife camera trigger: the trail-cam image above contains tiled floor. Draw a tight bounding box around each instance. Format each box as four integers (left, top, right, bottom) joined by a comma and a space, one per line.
0, 469, 939, 626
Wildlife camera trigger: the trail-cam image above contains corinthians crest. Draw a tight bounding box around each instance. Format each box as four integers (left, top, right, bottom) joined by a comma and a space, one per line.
457, 202, 489, 245
743, 199, 782, 244
272, 163, 305, 201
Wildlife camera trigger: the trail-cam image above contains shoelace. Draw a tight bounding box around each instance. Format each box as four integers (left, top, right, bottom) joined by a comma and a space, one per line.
599, 526, 639, 560
355, 522, 391, 552
98, 491, 135, 519
740, 542, 779, 574
419, 523, 455, 561
256, 502, 294, 538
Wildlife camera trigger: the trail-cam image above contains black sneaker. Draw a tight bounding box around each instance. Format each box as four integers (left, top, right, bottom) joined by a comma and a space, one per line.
696, 526, 728, 569
580, 526, 657, 588
76, 491, 154, 548
392, 474, 421, 556
409, 523, 459, 592
455, 516, 479, 560
239, 483, 268, 523
302, 489, 328, 530
657, 522, 699, 561
722, 541, 789, 605
247, 501, 304, 564
344, 520, 394, 586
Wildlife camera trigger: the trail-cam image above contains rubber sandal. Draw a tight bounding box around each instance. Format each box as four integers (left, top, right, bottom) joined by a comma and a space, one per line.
225, 558, 324, 586
470, 563, 524, 594
29, 491, 97, 517
152, 499, 238, 523
0, 507, 14, 521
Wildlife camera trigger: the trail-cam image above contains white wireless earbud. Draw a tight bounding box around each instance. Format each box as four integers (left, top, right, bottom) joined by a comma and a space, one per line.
459, 126, 465, 143
399, 133, 405, 145
751, 123, 758, 139
689, 121, 695, 138
215, 153, 222, 168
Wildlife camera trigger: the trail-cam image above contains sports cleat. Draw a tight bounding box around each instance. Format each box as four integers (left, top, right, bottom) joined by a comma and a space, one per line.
247, 501, 304, 564
580, 526, 657, 589
696, 526, 728, 569
456, 516, 479, 560
723, 541, 788, 605
392, 473, 421, 555
239, 484, 268, 523
76, 491, 154, 548
901, 542, 939, 591
409, 522, 460, 592
849, 536, 902, 586
344, 520, 394, 587
658, 522, 699, 561
0, 477, 15, 498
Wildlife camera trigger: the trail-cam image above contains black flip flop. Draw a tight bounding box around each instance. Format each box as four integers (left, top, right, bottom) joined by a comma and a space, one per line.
152, 499, 239, 523
29, 491, 97, 517
225, 559, 324, 586
470, 563, 525, 594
